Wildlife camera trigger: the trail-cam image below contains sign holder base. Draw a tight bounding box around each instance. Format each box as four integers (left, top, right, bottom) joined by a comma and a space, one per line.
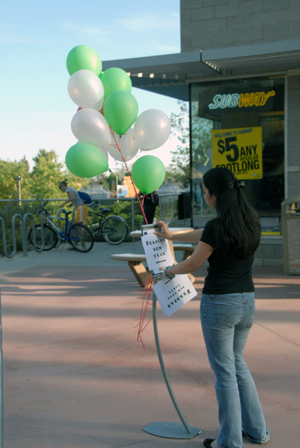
143, 421, 201, 439
142, 281, 201, 440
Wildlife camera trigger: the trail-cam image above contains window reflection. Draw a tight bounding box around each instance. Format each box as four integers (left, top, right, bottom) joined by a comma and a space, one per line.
190, 75, 284, 234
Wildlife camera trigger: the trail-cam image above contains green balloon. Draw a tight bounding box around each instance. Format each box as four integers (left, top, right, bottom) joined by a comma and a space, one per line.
100, 67, 132, 100
66, 45, 102, 76
103, 90, 138, 135
131, 156, 165, 195
65, 142, 108, 178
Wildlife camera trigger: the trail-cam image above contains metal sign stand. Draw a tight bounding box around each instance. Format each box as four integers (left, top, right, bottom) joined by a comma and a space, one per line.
142, 276, 201, 439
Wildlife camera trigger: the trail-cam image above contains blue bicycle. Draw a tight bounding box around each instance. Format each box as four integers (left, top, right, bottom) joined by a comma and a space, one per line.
29, 201, 94, 253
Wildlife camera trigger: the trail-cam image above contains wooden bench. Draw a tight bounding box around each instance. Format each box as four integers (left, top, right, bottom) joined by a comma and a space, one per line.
110, 244, 196, 288
173, 243, 196, 261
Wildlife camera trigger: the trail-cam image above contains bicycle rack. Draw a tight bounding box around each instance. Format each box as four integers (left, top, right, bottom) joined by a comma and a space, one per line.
0, 212, 46, 258
1, 214, 24, 258
26, 211, 46, 253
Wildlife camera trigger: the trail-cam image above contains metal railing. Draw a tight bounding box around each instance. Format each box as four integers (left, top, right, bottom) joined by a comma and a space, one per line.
0, 197, 138, 258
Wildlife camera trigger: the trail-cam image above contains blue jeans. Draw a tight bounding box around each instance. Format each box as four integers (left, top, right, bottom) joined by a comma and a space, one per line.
201, 293, 270, 448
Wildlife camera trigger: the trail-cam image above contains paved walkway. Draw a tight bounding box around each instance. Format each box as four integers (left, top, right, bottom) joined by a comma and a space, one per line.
0, 242, 300, 447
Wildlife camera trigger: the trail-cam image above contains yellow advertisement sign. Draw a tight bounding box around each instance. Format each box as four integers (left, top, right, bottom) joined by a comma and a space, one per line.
212, 127, 263, 179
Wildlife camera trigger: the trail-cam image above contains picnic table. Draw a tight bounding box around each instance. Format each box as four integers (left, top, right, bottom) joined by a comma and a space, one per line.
110, 228, 196, 287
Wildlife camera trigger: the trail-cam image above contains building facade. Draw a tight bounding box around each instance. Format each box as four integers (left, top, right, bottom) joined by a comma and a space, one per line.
180, 0, 300, 201
103, 0, 300, 266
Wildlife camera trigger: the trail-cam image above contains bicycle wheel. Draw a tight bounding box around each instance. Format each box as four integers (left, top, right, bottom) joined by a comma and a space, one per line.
68, 224, 94, 253
29, 225, 58, 251
89, 223, 102, 242
102, 216, 128, 245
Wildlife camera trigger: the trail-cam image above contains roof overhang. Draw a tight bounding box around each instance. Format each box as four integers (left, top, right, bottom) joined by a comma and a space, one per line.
202, 38, 300, 74
102, 50, 214, 101
102, 39, 300, 101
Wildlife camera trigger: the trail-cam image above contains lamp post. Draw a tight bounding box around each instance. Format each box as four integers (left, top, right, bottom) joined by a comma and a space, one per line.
14, 176, 23, 207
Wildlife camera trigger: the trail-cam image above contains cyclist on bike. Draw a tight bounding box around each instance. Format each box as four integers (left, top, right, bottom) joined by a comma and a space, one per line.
58, 180, 88, 224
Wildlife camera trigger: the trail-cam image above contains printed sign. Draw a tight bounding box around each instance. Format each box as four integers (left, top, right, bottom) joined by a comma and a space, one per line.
153, 276, 197, 317
212, 127, 263, 179
141, 225, 197, 317
141, 231, 174, 275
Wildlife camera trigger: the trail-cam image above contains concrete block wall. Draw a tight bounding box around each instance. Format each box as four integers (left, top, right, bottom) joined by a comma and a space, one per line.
253, 237, 283, 266
180, 0, 300, 51
287, 75, 300, 198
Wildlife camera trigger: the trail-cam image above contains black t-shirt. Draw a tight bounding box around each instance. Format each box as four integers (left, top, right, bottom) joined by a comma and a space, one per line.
200, 218, 255, 294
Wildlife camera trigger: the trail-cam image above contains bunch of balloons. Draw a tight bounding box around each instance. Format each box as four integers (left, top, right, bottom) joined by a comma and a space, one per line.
65, 45, 171, 194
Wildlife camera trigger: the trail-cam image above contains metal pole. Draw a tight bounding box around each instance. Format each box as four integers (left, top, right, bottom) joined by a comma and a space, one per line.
143, 277, 201, 439
14, 176, 22, 208
152, 289, 191, 433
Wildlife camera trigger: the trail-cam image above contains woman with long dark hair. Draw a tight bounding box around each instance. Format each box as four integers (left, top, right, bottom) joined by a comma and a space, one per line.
155, 167, 270, 448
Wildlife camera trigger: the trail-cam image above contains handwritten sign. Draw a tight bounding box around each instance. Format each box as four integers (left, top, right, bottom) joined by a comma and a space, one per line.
212, 127, 263, 179
153, 276, 197, 317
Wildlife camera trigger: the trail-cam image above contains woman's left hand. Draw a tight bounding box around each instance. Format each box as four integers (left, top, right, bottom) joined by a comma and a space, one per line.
155, 221, 174, 240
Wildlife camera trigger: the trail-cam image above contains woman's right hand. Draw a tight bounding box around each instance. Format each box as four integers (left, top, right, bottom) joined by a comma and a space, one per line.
155, 221, 173, 240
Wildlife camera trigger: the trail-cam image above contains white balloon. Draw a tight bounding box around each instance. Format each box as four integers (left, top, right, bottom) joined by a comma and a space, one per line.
107, 127, 139, 162
98, 146, 109, 161
71, 108, 112, 149
68, 69, 104, 109
133, 109, 171, 150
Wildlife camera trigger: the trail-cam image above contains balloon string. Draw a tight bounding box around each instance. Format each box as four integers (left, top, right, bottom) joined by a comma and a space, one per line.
131, 273, 153, 352
109, 130, 154, 350
111, 130, 148, 225
96, 169, 109, 185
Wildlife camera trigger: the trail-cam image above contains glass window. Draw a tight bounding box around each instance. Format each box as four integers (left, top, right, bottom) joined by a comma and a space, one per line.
190, 75, 284, 234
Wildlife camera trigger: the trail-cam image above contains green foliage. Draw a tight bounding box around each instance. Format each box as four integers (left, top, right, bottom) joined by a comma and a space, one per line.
0, 158, 31, 200
169, 100, 213, 187
0, 149, 94, 204
98, 171, 117, 192
111, 200, 144, 230
169, 101, 190, 187
87, 200, 144, 242
30, 149, 67, 199
165, 166, 189, 185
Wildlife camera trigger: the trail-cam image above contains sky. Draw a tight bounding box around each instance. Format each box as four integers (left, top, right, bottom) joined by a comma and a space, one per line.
1, 0, 183, 173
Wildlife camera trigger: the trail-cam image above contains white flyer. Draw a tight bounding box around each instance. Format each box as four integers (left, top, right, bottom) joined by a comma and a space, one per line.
141, 229, 174, 275
153, 275, 198, 317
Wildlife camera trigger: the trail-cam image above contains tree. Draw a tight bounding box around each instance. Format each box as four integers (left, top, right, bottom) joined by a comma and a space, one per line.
30, 149, 93, 199
97, 170, 117, 195
169, 101, 190, 187
0, 157, 30, 200
30, 149, 67, 199
169, 100, 213, 187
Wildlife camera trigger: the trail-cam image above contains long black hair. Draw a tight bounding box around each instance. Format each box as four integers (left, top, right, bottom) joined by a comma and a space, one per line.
203, 167, 261, 258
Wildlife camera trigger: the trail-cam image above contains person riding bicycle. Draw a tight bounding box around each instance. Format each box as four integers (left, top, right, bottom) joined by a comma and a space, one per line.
58, 180, 88, 224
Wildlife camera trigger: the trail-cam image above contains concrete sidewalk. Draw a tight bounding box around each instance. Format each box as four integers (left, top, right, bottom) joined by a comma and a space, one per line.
0, 242, 299, 448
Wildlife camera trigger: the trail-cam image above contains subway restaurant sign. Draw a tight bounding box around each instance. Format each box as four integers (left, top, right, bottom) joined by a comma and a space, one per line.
212, 127, 263, 180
